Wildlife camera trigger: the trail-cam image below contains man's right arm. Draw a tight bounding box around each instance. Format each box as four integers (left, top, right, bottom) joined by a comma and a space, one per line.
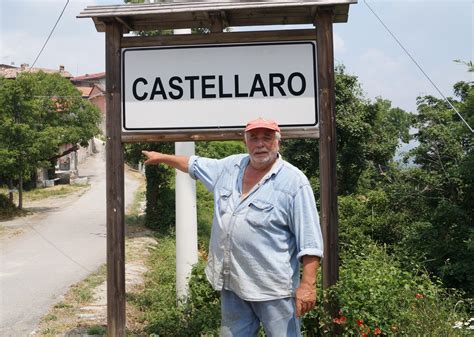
142, 150, 189, 173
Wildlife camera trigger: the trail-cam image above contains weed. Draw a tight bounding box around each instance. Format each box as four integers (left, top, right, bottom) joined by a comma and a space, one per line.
0, 193, 25, 220
53, 302, 73, 309
40, 327, 57, 335
43, 314, 57, 322
71, 264, 106, 304
23, 184, 89, 201
87, 325, 107, 335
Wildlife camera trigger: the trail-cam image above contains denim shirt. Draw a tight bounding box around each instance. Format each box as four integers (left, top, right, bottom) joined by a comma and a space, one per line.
188, 154, 324, 301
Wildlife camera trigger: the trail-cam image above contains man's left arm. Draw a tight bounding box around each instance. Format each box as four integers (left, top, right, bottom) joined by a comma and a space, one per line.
295, 255, 321, 317
290, 183, 324, 317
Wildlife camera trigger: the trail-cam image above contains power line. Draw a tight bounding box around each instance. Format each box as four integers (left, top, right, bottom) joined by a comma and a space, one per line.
29, 0, 70, 70
28, 224, 93, 274
363, 0, 473, 133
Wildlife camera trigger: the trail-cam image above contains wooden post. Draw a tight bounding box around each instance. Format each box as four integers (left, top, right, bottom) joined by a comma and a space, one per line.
105, 21, 126, 337
316, 7, 339, 297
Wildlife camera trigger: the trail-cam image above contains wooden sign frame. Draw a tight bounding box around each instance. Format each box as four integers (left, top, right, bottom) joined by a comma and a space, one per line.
78, 1, 356, 334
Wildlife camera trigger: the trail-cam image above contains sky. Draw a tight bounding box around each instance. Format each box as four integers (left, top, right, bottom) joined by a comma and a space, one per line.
0, 0, 472, 114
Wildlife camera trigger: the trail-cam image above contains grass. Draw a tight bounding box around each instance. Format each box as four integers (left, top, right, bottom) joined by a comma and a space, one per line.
125, 183, 146, 229
0, 193, 27, 220
34, 263, 108, 336
21, 184, 90, 201
0, 184, 90, 221
53, 302, 73, 309
39, 327, 57, 336
43, 314, 57, 322
87, 325, 107, 335
125, 179, 222, 336
0, 208, 28, 221
70, 264, 107, 304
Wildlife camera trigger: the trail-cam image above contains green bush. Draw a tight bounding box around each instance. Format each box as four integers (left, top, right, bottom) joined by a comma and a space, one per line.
0, 193, 17, 218
136, 231, 180, 335
196, 180, 214, 251
122, 142, 176, 231
301, 241, 471, 336
87, 325, 106, 335
145, 164, 175, 231
132, 230, 220, 337
180, 260, 221, 336
196, 140, 246, 159
136, 217, 472, 336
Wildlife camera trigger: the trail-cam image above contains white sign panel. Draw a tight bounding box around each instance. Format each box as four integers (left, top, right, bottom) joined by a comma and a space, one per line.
122, 42, 318, 132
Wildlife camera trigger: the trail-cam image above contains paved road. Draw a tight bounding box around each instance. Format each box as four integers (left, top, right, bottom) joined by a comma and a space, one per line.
0, 141, 141, 336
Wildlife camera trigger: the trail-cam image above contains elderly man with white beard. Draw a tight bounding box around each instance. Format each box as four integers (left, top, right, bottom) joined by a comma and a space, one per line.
142, 117, 323, 337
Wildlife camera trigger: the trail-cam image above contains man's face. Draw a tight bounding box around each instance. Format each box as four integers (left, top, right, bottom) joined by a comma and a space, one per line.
245, 129, 280, 168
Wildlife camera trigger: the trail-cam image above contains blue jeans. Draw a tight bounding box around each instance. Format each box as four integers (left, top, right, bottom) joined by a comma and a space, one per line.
220, 289, 301, 337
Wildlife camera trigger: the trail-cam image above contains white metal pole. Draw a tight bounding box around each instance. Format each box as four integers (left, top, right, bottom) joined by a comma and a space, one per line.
173, 27, 196, 301
175, 141, 198, 300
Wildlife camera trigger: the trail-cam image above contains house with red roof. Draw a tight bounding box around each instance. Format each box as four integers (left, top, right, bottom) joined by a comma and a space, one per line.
71, 72, 105, 88
71, 72, 106, 135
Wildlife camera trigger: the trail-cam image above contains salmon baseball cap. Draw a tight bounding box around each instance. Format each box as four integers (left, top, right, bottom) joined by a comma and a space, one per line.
244, 117, 281, 133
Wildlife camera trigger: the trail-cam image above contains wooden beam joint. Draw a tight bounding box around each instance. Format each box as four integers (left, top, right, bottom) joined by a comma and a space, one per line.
207, 11, 227, 33
115, 16, 132, 33
314, 6, 336, 24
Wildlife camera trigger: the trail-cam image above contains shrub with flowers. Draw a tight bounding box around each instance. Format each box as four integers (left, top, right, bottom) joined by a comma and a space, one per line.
300, 240, 471, 336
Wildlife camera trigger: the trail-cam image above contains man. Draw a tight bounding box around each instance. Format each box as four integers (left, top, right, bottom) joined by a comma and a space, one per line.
142, 117, 323, 337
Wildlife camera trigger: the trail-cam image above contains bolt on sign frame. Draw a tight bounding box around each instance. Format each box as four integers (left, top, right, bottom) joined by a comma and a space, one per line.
78, 1, 356, 335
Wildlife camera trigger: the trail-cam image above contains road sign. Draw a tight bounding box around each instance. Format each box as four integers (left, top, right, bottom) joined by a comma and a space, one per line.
121, 41, 318, 132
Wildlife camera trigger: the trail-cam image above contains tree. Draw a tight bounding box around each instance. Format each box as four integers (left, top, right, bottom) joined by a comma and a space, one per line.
0, 72, 101, 209
345, 72, 474, 295
331, 70, 473, 296
402, 78, 474, 294
281, 65, 412, 195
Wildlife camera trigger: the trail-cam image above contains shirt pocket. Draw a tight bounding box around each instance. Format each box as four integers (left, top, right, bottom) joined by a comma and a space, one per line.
246, 199, 275, 227
217, 188, 233, 216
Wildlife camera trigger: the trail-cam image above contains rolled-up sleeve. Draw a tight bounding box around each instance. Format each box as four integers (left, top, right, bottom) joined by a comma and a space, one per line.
188, 156, 226, 192
290, 184, 324, 260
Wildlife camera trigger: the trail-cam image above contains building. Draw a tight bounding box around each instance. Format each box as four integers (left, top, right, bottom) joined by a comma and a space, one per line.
0, 63, 73, 79
71, 72, 105, 88
72, 73, 107, 135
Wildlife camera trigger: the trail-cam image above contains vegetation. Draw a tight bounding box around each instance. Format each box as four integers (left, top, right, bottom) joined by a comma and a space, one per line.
305, 239, 471, 336
282, 66, 473, 298
70, 264, 107, 304
0, 193, 20, 219
130, 63, 473, 336
128, 181, 221, 337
